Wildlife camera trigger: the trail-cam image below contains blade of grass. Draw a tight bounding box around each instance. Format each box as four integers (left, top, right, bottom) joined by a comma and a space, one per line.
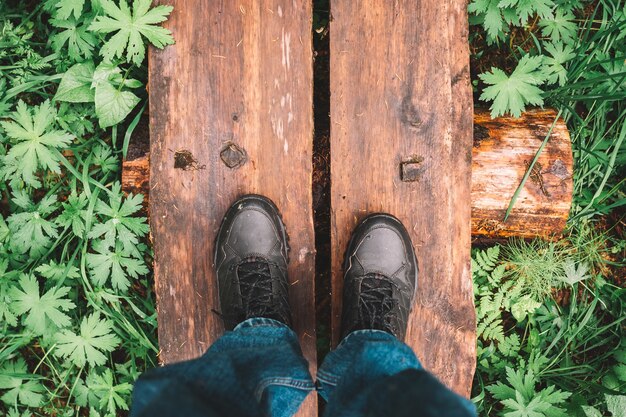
122, 101, 146, 159
503, 109, 563, 222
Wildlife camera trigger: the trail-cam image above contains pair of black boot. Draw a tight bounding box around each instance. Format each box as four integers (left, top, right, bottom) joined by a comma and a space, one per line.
214, 195, 417, 341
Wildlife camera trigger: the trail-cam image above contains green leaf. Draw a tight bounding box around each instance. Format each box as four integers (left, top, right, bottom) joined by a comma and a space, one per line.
87, 241, 148, 292
472, 245, 502, 277
501, 393, 551, 417
89, 407, 103, 417
542, 42, 575, 86
0, 259, 18, 327
581, 406, 602, 417
468, 0, 509, 41
56, 102, 96, 136
498, 0, 555, 24
511, 295, 542, 322
89, 0, 174, 66
479, 55, 546, 118
490, 367, 536, 400
50, 17, 97, 62
55, 313, 120, 367
7, 192, 59, 258
92, 144, 120, 174
54, 62, 96, 103
123, 78, 143, 89
498, 334, 521, 356
0, 215, 9, 242
35, 260, 81, 283
92, 62, 122, 88
539, 9, 578, 45
537, 385, 571, 415
91, 62, 143, 90
0, 359, 45, 407
94, 81, 140, 128
7, 410, 34, 417
86, 369, 132, 415
606, 394, 626, 417
54, 0, 86, 19
55, 191, 89, 237
9, 274, 75, 335
598, 54, 626, 93
614, 363, 626, 382
88, 182, 149, 253
0, 100, 74, 188
487, 366, 571, 417
559, 259, 591, 285
90, 63, 145, 126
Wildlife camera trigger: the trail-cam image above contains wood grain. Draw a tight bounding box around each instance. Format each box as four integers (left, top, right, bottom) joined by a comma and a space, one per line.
330, 0, 476, 397
472, 108, 573, 239
148, 1, 317, 414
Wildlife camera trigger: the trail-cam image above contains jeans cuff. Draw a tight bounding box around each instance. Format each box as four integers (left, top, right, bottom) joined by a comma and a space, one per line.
317, 329, 420, 392
234, 317, 290, 331
339, 328, 398, 346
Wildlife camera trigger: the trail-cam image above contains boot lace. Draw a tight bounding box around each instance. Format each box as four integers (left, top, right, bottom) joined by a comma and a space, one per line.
357, 274, 398, 334
236, 257, 289, 323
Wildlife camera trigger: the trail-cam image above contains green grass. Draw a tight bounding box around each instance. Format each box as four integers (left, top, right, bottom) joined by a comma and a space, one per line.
471, 243, 625, 416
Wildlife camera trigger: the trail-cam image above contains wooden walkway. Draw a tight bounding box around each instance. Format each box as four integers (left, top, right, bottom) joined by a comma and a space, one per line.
329, 1, 476, 396
149, 0, 476, 413
148, 1, 317, 414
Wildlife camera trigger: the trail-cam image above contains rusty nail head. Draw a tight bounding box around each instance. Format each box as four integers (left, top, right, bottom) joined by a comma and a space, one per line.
400, 156, 424, 182
220, 142, 247, 169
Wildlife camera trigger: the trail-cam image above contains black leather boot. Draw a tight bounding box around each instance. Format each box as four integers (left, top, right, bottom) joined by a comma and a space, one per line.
214, 195, 291, 330
341, 214, 418, 341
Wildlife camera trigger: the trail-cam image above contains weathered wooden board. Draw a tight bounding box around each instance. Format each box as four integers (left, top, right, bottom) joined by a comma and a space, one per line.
472, 108, 573, 239
330, 0, 476, 397
124, 109, 574, 239
149, 1, 317, 413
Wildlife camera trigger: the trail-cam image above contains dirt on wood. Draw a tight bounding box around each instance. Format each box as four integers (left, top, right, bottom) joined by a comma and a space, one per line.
173, 149, 205, 171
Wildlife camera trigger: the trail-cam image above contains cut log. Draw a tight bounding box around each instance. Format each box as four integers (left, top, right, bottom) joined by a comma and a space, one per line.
330, 0, 475, 397
124, 109, 573, 239
148, 1, 317, 415
472, 108, 573, 239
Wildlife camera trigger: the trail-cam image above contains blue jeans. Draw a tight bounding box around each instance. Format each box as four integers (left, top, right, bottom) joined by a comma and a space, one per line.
131, 318, 475, 417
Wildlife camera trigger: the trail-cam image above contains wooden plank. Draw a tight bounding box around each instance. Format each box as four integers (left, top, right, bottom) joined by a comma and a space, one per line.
330, 0, 476, 397
149, 1, 317, 413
